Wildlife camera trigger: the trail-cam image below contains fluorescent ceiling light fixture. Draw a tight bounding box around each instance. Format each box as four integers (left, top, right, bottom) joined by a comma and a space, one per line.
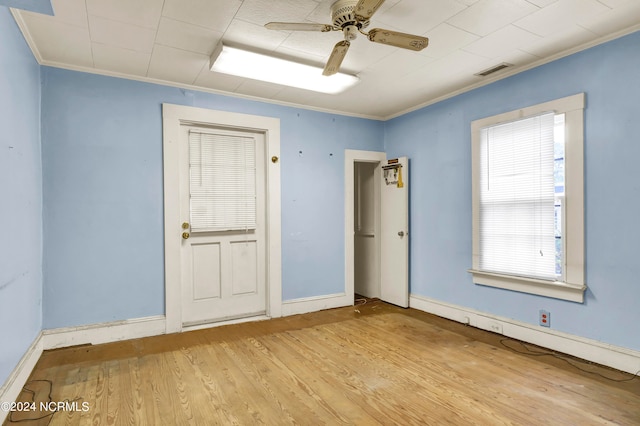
210, 44, 359, 94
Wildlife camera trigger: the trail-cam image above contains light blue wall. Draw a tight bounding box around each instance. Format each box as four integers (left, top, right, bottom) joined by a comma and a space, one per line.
0, 7, 42, 386
41, 68, 384, 328
385, 30, 640, 351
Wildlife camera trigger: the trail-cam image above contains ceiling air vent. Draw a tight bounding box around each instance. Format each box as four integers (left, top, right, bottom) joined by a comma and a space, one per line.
475, 62, 513, 77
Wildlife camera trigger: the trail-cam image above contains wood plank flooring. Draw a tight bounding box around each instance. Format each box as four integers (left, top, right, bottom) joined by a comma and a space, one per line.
5, 301, 640, 425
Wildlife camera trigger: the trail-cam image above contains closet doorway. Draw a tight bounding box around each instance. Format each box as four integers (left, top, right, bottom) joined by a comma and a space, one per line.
354, 161, 381, 299
345, 150, 409, 308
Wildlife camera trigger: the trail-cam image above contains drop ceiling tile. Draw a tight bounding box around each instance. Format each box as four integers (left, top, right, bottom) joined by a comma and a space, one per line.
340, 38, 398, 72
308, 84, 384, 116
156, 17, 222, 55
86, 0, 163, 29
525, 0, 558, 6
51, 0, 87, 27
368, 78, 439, 114
20, 12, 93, 67
514, 0, 610, 37
419, 74, 478, 102
92, 43, 151, 76
519, 24, 600, 57
419, 23, 480, 59
480, 48, 540, 68
580, 2, 640, 36
12, 0, 640, 119
306, 0, 337, 24
193, 68, 245, 92
306, 0, 401, 24
88, 15, 156, 53
235, 79, 285, 99
446, 0, 539, 37
375, 0, 467, 35
417, 49, 492, 80
366, 49, 435, 77
235, 0, 319, 26
280, 30, 343, 58
462, 25, 541, 59
270, 85, 320, 106
162, 0, 241, 32
224, 19, 290, 52
597, 0, 635, 7
147, 45, 209, 85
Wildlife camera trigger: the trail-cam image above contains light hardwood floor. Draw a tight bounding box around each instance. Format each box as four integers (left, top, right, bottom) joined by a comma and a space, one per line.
5, 301, 640, 425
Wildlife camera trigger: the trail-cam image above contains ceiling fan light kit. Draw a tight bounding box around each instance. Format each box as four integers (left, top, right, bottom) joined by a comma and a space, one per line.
265, 0, 429, 77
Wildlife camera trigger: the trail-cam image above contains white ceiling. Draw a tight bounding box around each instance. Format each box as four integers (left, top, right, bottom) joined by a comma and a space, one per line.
11, 0, 640, 119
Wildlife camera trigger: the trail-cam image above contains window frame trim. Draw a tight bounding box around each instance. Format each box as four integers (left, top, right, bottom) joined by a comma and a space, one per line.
470, 93, 586, 303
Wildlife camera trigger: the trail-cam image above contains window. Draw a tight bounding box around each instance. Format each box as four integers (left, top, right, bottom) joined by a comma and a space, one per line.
470, 94, 585, 302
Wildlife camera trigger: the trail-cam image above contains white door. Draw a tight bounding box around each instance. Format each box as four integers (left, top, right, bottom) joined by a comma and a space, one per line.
380, 157, 409, 307
179, 125, 266, 326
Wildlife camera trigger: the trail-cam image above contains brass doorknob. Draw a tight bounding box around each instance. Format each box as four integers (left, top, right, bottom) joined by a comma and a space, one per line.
398, 231, 405, 237
182, 222, 190, 229
182, 232, 190, 239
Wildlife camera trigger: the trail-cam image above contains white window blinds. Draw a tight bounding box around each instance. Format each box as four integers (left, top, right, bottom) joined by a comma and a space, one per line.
189, 130, 257, 232
479, 112, 556, 280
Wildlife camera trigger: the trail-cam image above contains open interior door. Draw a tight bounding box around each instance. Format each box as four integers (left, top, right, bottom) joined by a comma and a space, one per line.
380, 157, 409, 307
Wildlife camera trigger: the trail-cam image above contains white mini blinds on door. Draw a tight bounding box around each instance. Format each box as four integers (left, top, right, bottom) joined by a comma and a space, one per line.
189, 130, 257, 232
478, 112, 556, 280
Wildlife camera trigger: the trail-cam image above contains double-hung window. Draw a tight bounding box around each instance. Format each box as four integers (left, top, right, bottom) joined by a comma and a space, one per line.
470, 94, 586, 302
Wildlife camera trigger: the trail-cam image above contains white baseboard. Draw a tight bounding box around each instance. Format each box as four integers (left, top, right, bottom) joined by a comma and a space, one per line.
0, 333, 44, 424
282, 293, 351, 316
410, 294, 640, 376
41, 315, 167, 350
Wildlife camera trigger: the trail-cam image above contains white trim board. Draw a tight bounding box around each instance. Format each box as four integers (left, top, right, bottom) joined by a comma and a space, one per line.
410, 295, 640, 376
282, 293, 351, 317
41, 315, 167, 350
0, 333, 43, 425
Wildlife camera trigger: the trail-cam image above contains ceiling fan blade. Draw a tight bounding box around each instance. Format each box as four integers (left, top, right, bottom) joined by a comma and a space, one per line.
367, 28, 429, 51
264, 22, 334, 32
354, 0, 386, 20
323, 40, 351, 76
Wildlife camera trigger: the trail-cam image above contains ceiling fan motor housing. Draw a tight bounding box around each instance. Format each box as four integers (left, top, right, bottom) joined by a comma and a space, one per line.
331, 0, 370, 29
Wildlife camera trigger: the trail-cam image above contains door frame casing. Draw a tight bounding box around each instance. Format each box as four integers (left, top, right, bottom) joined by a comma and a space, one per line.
345, 149, 386, 302
162, 103, 282, 334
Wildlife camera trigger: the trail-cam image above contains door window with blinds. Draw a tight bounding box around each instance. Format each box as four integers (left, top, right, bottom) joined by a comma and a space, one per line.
189, 130, 257, 232
470, 94, 586, 303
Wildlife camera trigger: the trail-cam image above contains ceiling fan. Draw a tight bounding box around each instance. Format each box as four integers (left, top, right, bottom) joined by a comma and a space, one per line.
264, 0, 429, 76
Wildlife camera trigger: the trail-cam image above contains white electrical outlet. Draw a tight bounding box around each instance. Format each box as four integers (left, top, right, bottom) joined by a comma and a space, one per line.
540, 310, 550, 327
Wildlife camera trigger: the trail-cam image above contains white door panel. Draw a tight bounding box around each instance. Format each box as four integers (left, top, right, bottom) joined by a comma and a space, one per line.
230, 240, 258, 295
380, 157, 409, 307
180, 126, 266, 326
191, 242, 221, 300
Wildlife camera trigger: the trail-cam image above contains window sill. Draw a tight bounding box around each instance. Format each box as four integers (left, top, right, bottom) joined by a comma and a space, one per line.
468, 269, 586, 303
